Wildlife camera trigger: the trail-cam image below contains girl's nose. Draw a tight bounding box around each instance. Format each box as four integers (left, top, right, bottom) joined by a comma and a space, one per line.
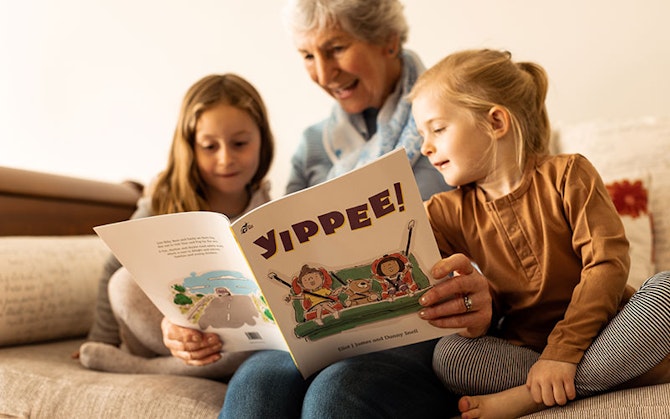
216, 147, 232, 165
420, 138, 433, 156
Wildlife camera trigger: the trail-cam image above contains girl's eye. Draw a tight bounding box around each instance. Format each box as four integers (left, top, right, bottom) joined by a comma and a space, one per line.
198, 142, 217, 151
433, 127, 445, 134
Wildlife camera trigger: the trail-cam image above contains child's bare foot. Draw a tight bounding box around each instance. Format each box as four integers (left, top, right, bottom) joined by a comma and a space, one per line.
458, 386, 545, 419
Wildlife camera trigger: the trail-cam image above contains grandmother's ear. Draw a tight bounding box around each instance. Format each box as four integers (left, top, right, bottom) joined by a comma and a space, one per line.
385, 34, 400, 57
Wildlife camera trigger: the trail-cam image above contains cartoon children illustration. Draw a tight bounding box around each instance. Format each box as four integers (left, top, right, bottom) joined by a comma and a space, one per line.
371, 253, 417, 301
286, 264, 343, 325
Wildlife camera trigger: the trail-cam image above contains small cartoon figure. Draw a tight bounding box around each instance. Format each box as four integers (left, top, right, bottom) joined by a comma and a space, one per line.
342, 278, 380, 307
371, 253, 417, 301
286, 264, 343, 325
198, 286, 260, 329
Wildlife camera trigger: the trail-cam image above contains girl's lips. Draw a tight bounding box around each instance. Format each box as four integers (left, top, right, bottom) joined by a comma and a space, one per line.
217, 172, 240, 178
433, 160, 449, 170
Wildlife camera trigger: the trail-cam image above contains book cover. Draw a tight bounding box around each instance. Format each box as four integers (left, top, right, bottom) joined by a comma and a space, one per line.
95, 149, 459, 378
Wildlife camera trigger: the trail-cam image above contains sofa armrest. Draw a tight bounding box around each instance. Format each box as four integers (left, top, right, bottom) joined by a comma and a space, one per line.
0, 166, 142, 236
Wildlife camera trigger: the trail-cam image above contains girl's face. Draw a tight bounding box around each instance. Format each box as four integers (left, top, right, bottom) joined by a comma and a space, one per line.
294, 26, 399, 114
194, 103, 261, 203
380, 260, 400, 276
412, 93, 494, 188
300, 271, 324, 290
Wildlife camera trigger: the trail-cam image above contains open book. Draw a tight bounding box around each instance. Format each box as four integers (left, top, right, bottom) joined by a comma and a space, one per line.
94, 148, 459, 378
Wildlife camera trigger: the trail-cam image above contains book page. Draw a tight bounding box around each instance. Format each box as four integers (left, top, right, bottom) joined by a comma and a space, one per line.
232, 149, 458, 377
94, 212, 287, 352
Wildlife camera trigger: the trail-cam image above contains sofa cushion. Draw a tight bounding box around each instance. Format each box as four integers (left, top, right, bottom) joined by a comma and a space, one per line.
603, 172, 655, 289
523, 382, 670, 418
0, 339, 225, 418
0, 236, 109, 346
554, 116, 670, 279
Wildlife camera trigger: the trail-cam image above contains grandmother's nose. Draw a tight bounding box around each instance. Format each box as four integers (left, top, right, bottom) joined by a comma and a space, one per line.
314, 55, 336, 85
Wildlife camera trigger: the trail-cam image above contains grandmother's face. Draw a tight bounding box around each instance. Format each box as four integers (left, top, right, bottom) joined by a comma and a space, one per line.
294, 25, 399, 114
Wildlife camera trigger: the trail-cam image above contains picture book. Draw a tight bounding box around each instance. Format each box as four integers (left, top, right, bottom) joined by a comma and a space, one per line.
94, 148, 460, 378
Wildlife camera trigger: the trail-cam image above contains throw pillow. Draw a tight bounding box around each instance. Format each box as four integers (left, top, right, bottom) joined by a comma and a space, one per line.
603, 174, 655, 289
0, 236, 110, 346
554, 116, 670, 274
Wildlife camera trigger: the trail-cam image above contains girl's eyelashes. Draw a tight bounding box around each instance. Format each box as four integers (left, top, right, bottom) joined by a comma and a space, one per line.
197, 141, 217, 151
197, 137, 250, 151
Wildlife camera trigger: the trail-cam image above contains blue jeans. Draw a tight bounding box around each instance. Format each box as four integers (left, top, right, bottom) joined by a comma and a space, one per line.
219, 340, 458, 419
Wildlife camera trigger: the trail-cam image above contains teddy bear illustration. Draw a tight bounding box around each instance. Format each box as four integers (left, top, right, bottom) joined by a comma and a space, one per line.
342, 278, 380, 307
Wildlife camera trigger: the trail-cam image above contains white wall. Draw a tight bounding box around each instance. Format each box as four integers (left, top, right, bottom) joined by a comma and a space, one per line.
2, 0, 669, 197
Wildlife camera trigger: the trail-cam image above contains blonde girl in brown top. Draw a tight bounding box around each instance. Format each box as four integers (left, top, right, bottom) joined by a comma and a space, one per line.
409, 49, 670, 418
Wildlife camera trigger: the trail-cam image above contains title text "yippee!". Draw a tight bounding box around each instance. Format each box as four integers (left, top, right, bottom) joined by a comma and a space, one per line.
253, 183, 406, 259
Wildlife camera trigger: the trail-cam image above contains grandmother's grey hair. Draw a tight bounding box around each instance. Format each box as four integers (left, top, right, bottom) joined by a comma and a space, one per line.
282, 0, 409, 46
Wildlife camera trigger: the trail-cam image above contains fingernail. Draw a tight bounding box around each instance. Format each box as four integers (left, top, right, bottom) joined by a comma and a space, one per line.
418, 310, 426, 318
419, 295, 428, 305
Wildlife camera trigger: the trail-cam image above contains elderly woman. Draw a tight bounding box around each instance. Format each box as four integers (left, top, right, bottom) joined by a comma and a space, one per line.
213, 1, 493, 417
282, 0, 448, 200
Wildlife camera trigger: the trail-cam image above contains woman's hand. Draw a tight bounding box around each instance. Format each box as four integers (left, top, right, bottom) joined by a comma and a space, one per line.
526, 359, 577, 406
161, 317, 223, 366
418, 253, 492, 338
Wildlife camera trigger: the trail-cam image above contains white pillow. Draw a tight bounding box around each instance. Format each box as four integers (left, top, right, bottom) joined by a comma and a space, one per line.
602, 173, 655, 289
554, 116, 670, 282
0, 236, 110, 346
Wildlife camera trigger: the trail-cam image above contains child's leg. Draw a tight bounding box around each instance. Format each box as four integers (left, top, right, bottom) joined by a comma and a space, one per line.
107, 267, 170, 357
433, 335, 546, 419
79, 341, 251, 380
574, 271, 670, 396
433, 334, 539, 395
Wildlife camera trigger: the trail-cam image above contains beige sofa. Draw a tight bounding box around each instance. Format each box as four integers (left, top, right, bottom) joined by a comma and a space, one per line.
0, 116, 668, 418
0, 167, 227, 418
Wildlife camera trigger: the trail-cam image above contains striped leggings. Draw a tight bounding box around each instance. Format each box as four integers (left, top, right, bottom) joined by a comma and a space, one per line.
433, 271, 670, 397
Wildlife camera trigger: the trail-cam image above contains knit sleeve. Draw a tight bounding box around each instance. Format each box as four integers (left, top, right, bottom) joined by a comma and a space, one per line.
541, 154, 630, 363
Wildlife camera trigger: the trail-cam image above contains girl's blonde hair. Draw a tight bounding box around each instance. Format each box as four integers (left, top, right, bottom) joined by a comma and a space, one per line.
152, 73, 274, 215
409, 49, 551, 167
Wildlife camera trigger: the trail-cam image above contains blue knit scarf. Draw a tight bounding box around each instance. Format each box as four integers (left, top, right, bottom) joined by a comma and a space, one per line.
323, 50, 425, 179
